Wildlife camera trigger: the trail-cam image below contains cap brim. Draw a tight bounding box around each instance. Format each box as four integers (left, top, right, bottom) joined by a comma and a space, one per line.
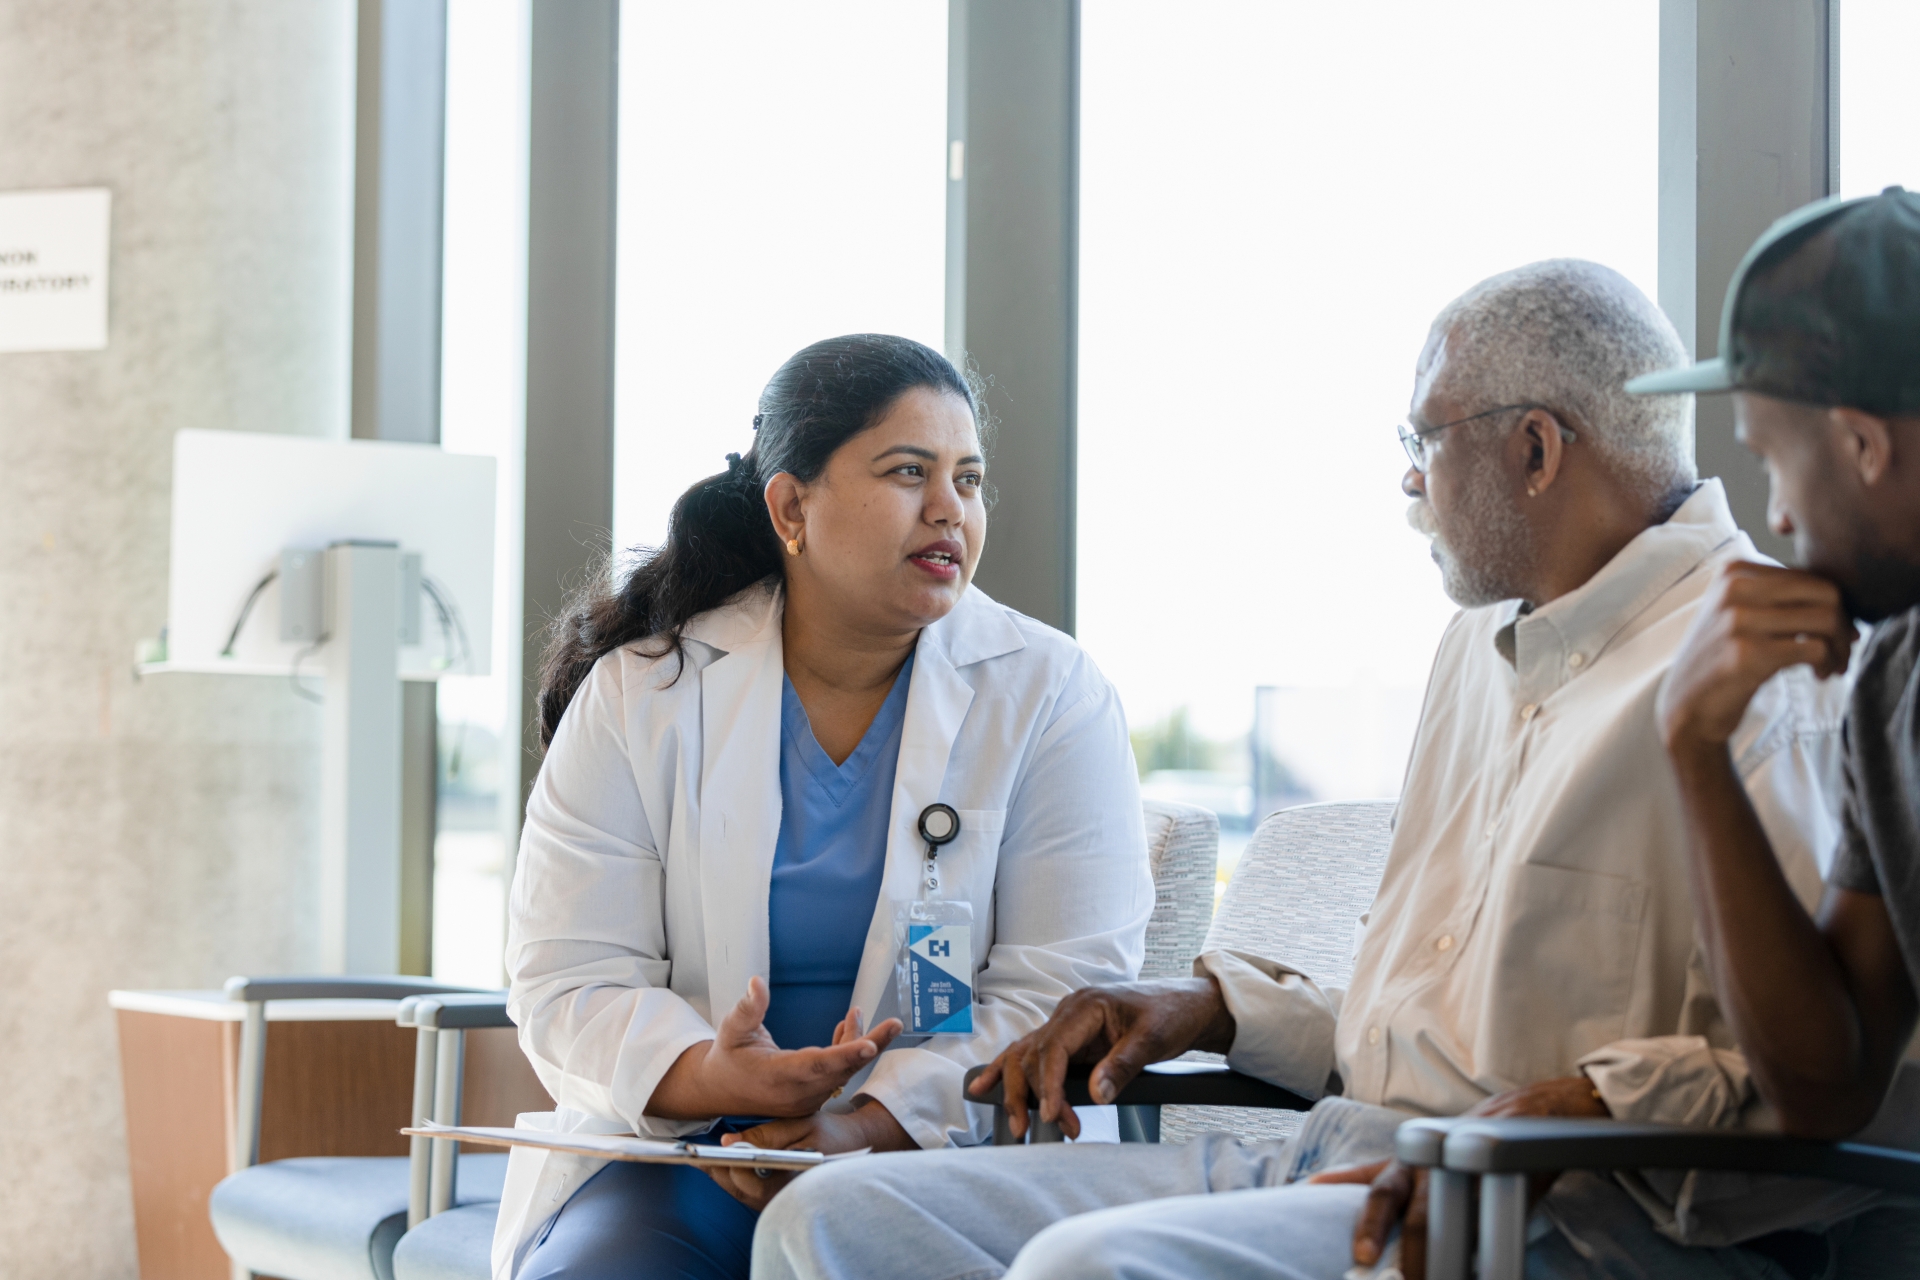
1625, 358, 1734, 396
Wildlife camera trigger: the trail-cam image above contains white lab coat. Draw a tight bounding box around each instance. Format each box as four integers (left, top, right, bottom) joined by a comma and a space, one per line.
491, 582, 1152, 1278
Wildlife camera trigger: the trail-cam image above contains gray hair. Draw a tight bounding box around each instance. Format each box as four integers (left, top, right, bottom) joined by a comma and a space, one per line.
1423, 259, 1695, 509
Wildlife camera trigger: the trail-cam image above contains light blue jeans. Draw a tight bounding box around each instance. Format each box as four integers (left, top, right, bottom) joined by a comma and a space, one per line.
752, 1098, 1799, 1280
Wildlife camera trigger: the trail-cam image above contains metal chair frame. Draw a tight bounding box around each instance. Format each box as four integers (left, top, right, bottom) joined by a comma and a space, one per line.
405, 993, 517, 1223
217, 975, 506, 1280
1393, 1116, 1920, 1280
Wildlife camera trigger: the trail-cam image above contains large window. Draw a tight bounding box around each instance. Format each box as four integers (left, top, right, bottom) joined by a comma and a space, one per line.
612, 1, 948, 553
1839, 0, 1920, 198
1077, 2, 1660, 875
417, 2, 1909, 967
434, 0, 528, 986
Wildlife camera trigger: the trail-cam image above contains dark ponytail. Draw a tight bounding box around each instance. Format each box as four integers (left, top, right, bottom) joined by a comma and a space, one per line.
536, 333, 982, 746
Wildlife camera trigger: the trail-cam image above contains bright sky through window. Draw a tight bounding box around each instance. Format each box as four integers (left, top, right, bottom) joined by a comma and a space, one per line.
436, 0, 530, 985
1839, 0, 1920, 199
612, 0, 948, 557
1077, 1, 1659, 808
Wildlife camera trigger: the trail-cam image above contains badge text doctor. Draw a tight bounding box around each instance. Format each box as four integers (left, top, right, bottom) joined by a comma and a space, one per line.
897, 803, 974, 1034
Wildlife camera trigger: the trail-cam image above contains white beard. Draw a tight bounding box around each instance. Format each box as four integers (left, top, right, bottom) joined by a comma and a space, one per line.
1407, 455, 1532, 607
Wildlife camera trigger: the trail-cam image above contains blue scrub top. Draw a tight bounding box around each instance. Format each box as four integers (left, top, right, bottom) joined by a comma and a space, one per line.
763, 651, 914, 1051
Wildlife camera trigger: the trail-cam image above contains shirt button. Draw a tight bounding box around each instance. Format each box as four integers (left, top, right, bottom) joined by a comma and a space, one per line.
1436, 935, 1454, 952
1568, 652, 1586, 669
1367, 1026, 1381, 1045
1519, 703, 1538, 721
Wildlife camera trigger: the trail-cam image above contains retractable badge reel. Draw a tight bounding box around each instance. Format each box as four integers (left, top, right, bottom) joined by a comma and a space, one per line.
896, 803, 974, 1035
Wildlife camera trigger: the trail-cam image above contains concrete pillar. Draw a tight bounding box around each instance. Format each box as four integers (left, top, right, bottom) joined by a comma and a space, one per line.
0, 2, 354, 1275
513, 0, 618, 839
946, 0, 1081, 633
1660, 0, 1833, 561
351, 0, 449, 976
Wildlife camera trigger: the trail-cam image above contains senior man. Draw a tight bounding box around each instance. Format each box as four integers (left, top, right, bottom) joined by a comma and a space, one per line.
751, 260, 1853, 1280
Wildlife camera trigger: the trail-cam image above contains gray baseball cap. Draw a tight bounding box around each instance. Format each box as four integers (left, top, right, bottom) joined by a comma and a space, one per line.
1626, 186, 1920, 414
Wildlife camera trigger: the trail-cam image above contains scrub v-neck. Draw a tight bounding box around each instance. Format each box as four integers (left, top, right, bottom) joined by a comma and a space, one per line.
763, 650, 915, 1051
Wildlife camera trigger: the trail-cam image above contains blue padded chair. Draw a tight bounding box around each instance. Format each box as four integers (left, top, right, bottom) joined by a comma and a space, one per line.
385, 994, 521, 1280
390, 1201, 502, 1280
207, 978, 507, 1280
209, 1153, 507, 1280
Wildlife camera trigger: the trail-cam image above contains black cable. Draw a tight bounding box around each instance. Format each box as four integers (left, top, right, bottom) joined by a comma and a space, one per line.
222, 570, 279, 657
422, 575, 471, 673
289, 638, 326, 704
421, 576, 475, 779
421, 577, 459, 672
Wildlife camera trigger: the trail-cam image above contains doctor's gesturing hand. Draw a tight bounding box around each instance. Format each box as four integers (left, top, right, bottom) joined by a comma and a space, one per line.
646, 976, 904, 1122
706, 995, 913, 1212
642, 976, 909, 1212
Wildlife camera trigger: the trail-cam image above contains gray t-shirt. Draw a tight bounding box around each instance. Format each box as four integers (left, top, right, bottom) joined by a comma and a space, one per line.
1830, 606, 1920, 986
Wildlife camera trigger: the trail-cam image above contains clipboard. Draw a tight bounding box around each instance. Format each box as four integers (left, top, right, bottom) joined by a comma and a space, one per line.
402, 1121, 868, 1172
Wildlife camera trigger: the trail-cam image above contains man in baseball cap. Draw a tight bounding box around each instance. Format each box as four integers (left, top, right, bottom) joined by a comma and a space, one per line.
1646, 186, 1920, 1166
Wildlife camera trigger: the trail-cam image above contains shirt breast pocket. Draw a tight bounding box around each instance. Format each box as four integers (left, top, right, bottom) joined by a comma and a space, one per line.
1477, 862, 1648, 1083
941, 809, 1005, 898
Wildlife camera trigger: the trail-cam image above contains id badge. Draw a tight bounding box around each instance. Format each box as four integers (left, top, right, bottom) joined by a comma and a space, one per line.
897, 898, 974, 1035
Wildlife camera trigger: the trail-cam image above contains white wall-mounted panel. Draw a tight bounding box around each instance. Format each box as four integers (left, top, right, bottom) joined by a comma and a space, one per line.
166, 430, 496, 678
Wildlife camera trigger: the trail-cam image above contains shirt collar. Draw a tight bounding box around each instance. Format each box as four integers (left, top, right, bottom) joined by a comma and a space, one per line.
1493, 479, 1740, 703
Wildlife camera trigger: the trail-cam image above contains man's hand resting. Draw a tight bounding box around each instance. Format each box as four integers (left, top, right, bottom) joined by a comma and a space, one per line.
646, 978, 903, 1121
965, 978, 1236, 1140
1310, 1076, 1608, 1280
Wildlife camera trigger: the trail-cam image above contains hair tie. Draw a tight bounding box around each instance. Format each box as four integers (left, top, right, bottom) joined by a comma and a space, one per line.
725, 451, 759, 489
752, 413, 764, 431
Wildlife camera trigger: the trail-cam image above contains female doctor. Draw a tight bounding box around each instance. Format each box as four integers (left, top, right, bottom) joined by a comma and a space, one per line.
496, 334, 1153, 1280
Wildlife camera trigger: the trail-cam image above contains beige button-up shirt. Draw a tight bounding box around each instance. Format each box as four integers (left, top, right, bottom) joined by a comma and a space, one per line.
1203, 480, 1847, 1141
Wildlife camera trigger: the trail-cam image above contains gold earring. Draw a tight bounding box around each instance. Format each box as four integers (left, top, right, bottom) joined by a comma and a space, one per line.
786, 537, 801, 557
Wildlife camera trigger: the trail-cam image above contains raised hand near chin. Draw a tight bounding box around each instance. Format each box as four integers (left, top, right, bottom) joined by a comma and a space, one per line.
1660, 561, 1856, 755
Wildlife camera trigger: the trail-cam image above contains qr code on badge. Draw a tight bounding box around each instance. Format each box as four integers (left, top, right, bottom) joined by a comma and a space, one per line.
933, 996, 950, 1015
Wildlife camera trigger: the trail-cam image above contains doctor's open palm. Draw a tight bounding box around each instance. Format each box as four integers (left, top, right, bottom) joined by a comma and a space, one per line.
645, 975, 903, 1121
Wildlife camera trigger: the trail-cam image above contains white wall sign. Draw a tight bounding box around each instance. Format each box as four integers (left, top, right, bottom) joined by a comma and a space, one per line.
0, 188, 111, 353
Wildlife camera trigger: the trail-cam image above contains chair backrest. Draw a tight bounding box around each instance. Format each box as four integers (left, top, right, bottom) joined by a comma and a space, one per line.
1139, 799, 1219, 979
1205, 800, 1395, 989
223, 976, 488, 1173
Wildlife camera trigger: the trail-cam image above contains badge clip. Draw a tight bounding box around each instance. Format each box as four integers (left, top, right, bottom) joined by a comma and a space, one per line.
898, 803, 974, 1035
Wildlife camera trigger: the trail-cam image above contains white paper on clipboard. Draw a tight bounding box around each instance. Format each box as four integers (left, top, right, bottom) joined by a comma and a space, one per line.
404, 1121, 869, 1171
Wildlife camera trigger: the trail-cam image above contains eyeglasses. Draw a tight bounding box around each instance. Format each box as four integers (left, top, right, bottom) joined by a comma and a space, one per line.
1397, 402, 1575, 473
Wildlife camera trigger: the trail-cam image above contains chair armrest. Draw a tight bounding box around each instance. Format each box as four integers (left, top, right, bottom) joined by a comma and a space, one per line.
1393, 1116, 1465, 1167
962, 1060, 1314, 1111
221, 976, 489, 1171
413, 993, 514, 1030
1438, 1118, 1920, 1196
224, 975, 489, 1003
